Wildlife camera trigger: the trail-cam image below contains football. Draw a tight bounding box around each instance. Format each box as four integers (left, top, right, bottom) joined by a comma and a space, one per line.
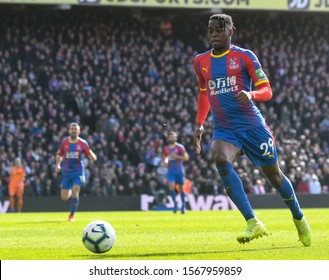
82, 220, 116, 254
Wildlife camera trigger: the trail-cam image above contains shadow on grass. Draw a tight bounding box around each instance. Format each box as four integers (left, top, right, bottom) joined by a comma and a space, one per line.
73, 245, 299, 260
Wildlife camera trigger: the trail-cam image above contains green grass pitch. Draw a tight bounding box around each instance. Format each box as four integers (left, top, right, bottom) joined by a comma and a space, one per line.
1, 209, 328, 260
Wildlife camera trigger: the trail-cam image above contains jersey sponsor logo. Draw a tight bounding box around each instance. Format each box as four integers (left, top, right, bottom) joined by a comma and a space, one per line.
229, 58, 239, 70
209, 76, 238, 96
255, 69, 267, 80
66, 152, 79, 159
208, 80, 216, 90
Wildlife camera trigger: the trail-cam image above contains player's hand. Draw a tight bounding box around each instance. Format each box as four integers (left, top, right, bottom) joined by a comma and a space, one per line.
235, 90, 252, 104
171, 153, 180, 160
162, 157, 169, 167
55, 165, 61, 174
194, 124, 204, 155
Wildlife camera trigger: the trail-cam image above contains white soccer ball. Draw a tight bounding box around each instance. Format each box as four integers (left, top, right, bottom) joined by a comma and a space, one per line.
82, 220, 116, 254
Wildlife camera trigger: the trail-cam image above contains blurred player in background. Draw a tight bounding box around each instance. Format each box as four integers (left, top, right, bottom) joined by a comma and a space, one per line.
8, 157, 26, 212
55, 122, 97, 221
193, 14, 312, 246
163, 131, 189, 214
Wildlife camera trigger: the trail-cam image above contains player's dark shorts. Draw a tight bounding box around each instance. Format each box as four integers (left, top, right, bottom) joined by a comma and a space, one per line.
61, 173, 86, 190
167, 172, 185, 185
212, 124, 278, 167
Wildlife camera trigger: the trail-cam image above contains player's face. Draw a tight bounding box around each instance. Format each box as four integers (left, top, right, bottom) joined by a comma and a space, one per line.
69, 124, 80, 139
208, 19, 232, 53
15, 158, 22, 167
167, 133, 177, 144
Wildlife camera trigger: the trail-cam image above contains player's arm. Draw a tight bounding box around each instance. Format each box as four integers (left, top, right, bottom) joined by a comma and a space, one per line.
250, 83, 272, 101
88, 150, 97, 163
194, 90, 209, 154
162, 156, 169, 167
55, 154, 62, 173
162, 147, 169, 167
22, 168, 26, 182
172, 151, 189, 162
55, 141, 65, 173
193, 57, 210, 154
83, 141, 97, 163
235, 52, 272, 104
235, 83, 272, 104
182, 152, 189, 161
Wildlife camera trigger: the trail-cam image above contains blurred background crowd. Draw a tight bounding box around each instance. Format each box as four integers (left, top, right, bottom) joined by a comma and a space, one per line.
0, 6, 328, 198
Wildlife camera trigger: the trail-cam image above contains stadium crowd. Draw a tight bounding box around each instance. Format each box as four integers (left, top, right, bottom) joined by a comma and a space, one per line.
0, 7, 328, 198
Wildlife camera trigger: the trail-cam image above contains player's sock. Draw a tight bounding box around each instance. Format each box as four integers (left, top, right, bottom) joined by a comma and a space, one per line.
216, 162, 254, 220
170, 190, 177, 212
277, 176, 303, 220
180, 191, 186, 213
70, 197, 80, 216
